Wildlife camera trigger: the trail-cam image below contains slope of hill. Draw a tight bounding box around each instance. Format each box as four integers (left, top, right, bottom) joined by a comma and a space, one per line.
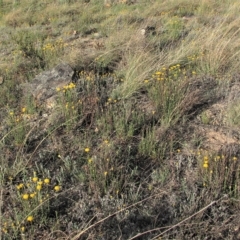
1, 0, 240, 239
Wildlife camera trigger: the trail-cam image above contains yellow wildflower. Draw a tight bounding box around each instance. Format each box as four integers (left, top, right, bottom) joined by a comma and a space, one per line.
88, 158, 93, 164
32, 177, 38, 182
22, 194, 29, 200
16, 183, 24, 190
30, 193, 36, 198
26, 216, 34, 222
44, 178, 50, 184
203, 162, 208, 168
68, 82, 76, 89
36, 185, 42, 191
54, 185, 61, 192
84, 147, 90, 153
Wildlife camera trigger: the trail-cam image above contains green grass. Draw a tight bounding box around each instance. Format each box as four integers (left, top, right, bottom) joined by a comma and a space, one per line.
1, 0, 240, 239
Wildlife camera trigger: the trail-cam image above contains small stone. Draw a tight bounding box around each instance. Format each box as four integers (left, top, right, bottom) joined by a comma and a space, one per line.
21, 63, 74, 107
93, 33, 102, 39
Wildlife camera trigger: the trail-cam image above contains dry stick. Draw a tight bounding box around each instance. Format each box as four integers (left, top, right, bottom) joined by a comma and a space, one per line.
71, 191, 166, 240
47, 230, 68, 239
151, 200, 217, 239
130, 198, 223, 240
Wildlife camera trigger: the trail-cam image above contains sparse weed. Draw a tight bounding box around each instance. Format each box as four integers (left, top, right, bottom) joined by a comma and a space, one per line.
197, 151, 240, 198
6, 109, 30, 146
0, 169, 63, 238
55, 81, 78, 129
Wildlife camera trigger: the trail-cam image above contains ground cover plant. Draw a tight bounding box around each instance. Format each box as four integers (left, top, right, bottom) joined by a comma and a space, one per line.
1, 0, 240, 239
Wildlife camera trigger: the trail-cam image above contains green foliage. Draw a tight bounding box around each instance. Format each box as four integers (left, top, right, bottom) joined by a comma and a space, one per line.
11, 30, 47, 69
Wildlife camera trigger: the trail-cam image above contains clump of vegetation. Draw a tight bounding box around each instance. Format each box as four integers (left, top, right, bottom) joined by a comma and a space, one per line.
1, 0, 240, 239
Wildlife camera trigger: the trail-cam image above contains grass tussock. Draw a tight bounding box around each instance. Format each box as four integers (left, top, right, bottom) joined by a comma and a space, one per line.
1, 0, 240, 239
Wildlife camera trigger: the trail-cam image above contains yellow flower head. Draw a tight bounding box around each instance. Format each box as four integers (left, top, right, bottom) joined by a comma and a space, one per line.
22, 194, 29, 200
27, 216, 34, 222
16, 183, 24, 190
203, 162, 209, 168
30, 193, 36, 198
84, 147, 90, 153
54, 185, 61, 192
88, 158, 93, 164
32, 177, 38, 182
36, 185, 42, 191
68, 82, 76, 89
44, 178, 50, 184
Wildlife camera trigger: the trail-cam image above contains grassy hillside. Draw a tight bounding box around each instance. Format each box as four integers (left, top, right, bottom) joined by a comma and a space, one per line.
1, 0, 240, 239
